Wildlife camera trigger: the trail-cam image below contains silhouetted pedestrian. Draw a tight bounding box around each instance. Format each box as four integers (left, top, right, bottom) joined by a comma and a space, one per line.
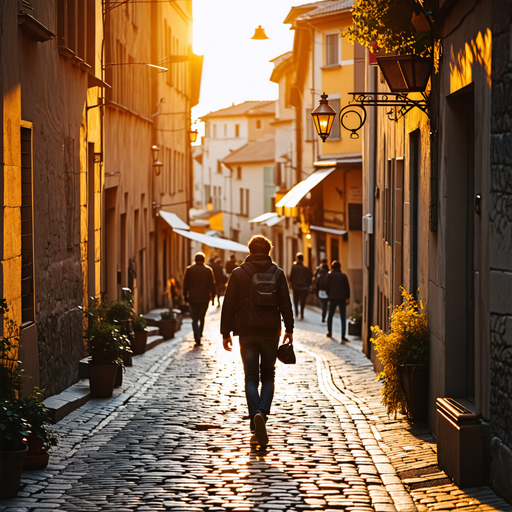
225, 254, 238, 275
212, 258, 227, 306
183, 252, 216, 346
325, 260, 350, 341
221, 235, 294, 448
289, 252, 312, 320
314, 259, 330, 322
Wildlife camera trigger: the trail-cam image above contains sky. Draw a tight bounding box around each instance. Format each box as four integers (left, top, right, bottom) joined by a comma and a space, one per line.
192, 0, 321, 126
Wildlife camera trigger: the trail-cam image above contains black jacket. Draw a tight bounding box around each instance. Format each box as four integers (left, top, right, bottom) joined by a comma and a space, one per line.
220, 254, 294, 338
325, 270, 350, 300
183, 262, 216, 303
289, 261, 312, 290
315, 264, 329, 293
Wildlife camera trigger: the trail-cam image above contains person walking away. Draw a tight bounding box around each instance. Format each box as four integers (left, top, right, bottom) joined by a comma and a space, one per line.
212, 258, 227, 307
314, 259, 330, 322
289, 252, 312, 320
225, 254, 238, 275
183, 252, 216, 346
221, 235, 294, 448
325, 260, 350, 341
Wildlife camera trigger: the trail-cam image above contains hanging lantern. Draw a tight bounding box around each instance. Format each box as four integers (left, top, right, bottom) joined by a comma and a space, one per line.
189, 130, 198, 143
251, 25, 269, 40
311, 93, 336, 142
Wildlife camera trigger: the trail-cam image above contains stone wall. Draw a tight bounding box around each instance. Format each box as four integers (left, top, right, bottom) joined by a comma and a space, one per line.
489, 0, 512, 500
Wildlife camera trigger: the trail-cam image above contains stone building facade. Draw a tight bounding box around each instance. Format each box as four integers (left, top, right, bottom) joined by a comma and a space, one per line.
488, 0, 512, 499
1, 0, 103, 396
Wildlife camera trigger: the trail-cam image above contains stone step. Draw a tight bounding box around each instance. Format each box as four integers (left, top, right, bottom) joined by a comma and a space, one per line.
44, 379, 91, 424
147, 325, 160, 336
146, 334, 165, 351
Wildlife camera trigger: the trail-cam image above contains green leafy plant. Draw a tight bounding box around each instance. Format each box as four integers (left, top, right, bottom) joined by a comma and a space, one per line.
0, 301, 22, 402
0, 400, 30, 452
80, 298, 131, 366
104, 299, 134, 324
133, 315, 147, 333
21, 388, 57, 453
371, 287, 429, 418
160, 309, 176, 321
343, 0, 432, 57
350, 302, 363, 324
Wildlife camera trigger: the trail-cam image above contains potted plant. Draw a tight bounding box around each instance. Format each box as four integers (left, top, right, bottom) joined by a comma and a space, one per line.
158, 309, 177, 340
20, 388, 58, 470
348, 302, 363, 336
343, 0, 433, 92
82, 298, 131, 398
132, 315, 148, 355
371, 287, 429, 421
0, 299, 29, 498
104, 299, 134, 367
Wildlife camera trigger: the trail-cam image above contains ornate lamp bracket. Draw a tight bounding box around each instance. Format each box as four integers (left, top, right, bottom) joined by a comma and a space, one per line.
339, 92, 430, 138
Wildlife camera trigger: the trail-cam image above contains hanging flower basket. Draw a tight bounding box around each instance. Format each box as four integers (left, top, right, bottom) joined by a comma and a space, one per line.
377, 53, 432, 93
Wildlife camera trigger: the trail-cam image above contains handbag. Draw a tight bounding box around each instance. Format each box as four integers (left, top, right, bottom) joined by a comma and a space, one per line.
318, 290, 328, 299
277, 343, 296, 364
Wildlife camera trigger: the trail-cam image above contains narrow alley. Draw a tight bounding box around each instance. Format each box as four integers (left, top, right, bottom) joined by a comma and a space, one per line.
1, 307, 510, 512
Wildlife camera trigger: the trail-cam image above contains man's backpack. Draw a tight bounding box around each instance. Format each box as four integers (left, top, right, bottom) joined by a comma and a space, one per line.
241, 263, 282, 327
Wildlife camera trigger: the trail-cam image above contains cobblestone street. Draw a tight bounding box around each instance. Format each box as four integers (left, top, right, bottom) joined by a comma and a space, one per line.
1, 306, 510, 512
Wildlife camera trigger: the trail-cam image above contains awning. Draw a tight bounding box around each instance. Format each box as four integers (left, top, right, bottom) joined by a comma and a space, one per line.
159, 211, 190, 230
174, 229, 249, 253
248, 212, 285, 227
276, 167, 336, 208
310, 225, 347, 236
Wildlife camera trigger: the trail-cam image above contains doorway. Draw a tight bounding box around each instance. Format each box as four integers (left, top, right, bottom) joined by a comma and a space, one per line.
445, 84, 476, 400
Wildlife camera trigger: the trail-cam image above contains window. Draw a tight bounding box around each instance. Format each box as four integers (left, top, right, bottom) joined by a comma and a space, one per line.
275, 162, 283, 187
264, 166, 275, 213
305, 107, 315, 141
384, 159, 394, 243
327, 98, 340, 140
21, 125, 34, 325
240, 188, 249, 216
213, 124, 217, 138
235, 124, 240, 137
217, 160, 222, 174
325, 33, 339, 66
224, 124, 227, 137
256, 119, 262, 129
236, 166, 242, 180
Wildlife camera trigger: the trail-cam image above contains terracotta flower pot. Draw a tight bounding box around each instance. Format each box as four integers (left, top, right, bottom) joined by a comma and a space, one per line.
88, 363, 118, 398
158, 319, 176, 340
0, 444, 28, 498
23, 451, 50, 470
132, 331, 148, 355
376, 54, 432, 93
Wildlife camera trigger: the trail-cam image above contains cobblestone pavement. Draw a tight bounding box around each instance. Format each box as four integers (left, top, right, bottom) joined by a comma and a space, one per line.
1, 306, 511, 512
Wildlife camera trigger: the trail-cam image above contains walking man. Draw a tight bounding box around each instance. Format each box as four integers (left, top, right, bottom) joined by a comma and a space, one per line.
221, 235, 294, 448
289, 252, 312, 320
326, 260, 350, 341
225, 254, 238, 275
212, 258, 227, 307
314, 259, 330, 322
183, 252, 216, 346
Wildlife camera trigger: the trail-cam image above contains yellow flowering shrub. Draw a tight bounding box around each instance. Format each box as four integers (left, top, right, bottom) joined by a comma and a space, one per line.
371, 287, 429, 418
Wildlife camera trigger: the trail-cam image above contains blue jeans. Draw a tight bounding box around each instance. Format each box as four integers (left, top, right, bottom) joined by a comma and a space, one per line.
327, 299, 346, 337
239, 336, 279, 431
189, 301, 209, 342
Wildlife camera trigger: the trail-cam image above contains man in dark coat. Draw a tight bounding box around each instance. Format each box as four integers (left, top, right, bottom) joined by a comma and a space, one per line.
225, 254, 238, 275
289, 252, 312, 320
183, 252, 216, 345
325, 260, 351, 341
211, 258, 227, 307
221, 235, 294, 448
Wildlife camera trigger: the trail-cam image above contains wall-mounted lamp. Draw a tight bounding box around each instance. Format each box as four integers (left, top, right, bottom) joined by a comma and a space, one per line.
151, 145, 164, 175
311, 93, 336, 142
188, 130, 198, 143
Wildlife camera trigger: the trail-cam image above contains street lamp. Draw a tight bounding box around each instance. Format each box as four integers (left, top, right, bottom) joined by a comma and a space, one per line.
151, 144, 164, 175
188, 129, 198, 143
311, 93, 336, 142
